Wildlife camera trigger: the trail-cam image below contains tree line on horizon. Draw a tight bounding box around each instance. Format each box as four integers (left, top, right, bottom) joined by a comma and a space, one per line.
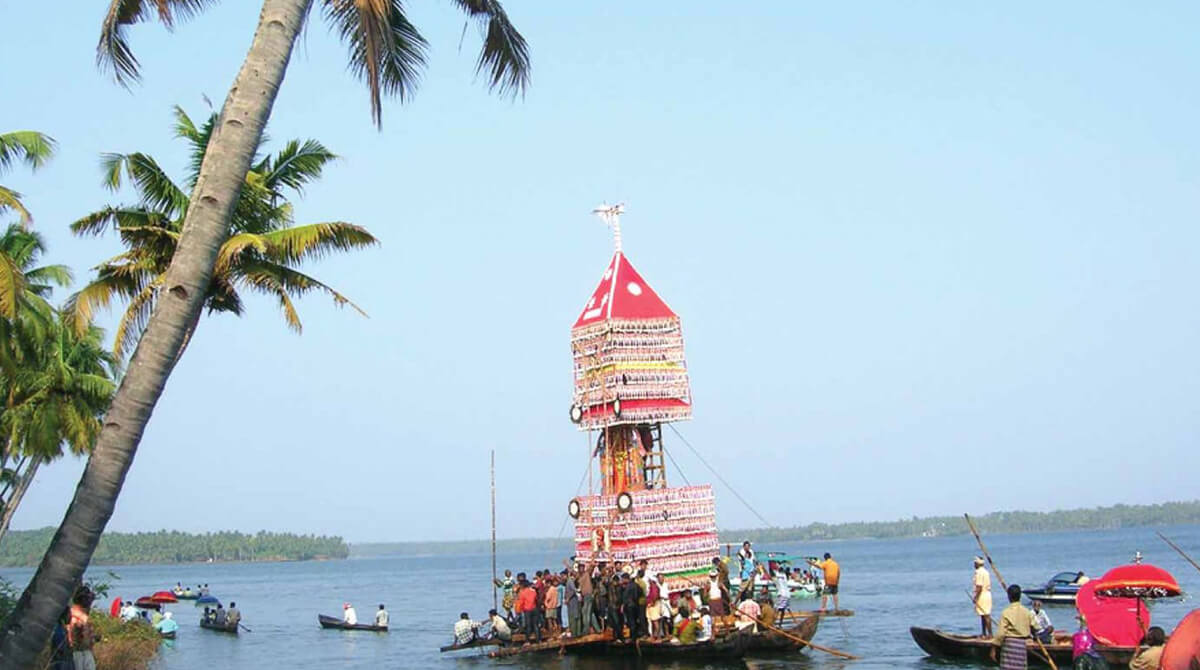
0, 528, 348, 567
348, 499, 1200, 557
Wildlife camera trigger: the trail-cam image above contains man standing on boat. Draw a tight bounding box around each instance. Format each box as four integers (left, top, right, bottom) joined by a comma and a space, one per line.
972, 557, 993, 638
808, 552, 841, 612
738, 542, 756, 581
991, 584, 1033, 669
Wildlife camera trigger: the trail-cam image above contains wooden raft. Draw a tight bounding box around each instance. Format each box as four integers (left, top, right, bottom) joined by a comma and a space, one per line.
487, 632, 612, 658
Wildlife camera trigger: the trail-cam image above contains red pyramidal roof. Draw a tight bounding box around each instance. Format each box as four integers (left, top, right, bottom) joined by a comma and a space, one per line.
573, 252, 677, 329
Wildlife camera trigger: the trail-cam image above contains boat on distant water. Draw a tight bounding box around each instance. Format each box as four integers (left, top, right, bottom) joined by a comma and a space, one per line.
1022, 571, 1088, 605
199, 619, 238, 635
317, 614, 388, 632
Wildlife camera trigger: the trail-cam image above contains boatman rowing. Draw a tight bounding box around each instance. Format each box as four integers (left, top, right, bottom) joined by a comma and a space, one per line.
972, 556, 993, 638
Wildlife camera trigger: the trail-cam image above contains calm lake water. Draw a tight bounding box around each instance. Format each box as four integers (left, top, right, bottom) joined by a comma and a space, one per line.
4, 524, 1198, 669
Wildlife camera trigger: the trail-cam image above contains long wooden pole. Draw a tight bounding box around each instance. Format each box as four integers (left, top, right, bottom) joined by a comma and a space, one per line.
964, 513, 1058, 670
1157, 531, 1200, 575
737, 613, 859, 660
491, 450, 498, 612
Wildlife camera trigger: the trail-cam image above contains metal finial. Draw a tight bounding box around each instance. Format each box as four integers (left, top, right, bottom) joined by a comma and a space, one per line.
592, 202, 626, 253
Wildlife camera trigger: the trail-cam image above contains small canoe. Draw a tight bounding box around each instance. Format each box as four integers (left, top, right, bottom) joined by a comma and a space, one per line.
173, 590, 199, 600
439, 637, 502, 653
910, 627, 1139, 667
160, 630, 177, 640
745, 614, 820, 653
318, 614, 388, 632
199, 619, 239, 635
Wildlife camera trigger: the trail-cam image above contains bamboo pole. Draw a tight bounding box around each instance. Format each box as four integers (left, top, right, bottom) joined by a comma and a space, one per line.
964, 513, 1057, 670
491, 450, 497, 612
1157, 531, 1200, 575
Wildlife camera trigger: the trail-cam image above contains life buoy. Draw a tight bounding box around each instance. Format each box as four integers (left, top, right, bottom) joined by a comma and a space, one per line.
568, 498, 581, 519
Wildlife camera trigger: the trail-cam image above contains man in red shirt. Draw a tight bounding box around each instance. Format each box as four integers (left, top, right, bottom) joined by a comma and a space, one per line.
515, 577, 540, 644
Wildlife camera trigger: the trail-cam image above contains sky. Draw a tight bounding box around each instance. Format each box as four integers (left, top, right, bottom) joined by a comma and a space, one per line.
2, 2, 1198, 544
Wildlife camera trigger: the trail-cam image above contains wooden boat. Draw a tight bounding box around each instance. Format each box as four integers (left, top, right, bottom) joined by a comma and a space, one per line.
159, 630, 176, 640
439, 637, 502, 653
318, 614, 388, 632
745, 614, 820, 653
581, 631, 754, 659
910, 627, 1139, 666
199, 619, 239, 635
172, 590, 199, 600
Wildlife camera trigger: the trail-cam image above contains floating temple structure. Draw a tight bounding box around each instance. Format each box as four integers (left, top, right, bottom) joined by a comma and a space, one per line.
567, 204, 718, 591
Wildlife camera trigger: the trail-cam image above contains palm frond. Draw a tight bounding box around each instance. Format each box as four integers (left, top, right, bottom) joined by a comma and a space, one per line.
0, 131, 57, 174
260, 221, 378, 264
262, 139, 337, 194
110, 277, 162, 359
0, 186, 33, 225
24, 264, 73, 290
0, 252, 23, 319
213, 233, 268, 276
323, 0, 429, 127
97, 0, 221, 85
70, 206, 170, 237
63, 266, 148, 338
235, 260, 369, 332
449, 0, 530, 97
99, 152, 189, 216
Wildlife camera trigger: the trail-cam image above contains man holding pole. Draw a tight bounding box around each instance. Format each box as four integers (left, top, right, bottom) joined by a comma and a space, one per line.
973, 556, 993, 638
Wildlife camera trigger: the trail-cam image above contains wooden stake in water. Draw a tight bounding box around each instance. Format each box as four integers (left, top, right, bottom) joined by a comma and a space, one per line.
491, 449, 498, 612
964, 513, 1058, 670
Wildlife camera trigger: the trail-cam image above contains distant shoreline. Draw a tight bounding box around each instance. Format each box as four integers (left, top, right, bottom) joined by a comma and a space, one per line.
349, 499, 1200, 558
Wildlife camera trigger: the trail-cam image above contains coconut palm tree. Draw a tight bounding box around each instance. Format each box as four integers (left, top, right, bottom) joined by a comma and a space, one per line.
67, 107, 376, 360
0, 226, 115, 542
0, 131, 56, 226
0, 2, 528, 664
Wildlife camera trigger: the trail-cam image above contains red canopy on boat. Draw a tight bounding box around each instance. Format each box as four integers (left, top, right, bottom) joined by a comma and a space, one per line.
1076, 581, 1148, 647
1091, 563, 1182, 599
1162, 608, 1200, 670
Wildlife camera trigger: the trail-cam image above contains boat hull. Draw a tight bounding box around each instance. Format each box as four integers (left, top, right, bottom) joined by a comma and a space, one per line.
910, 627, 1137, 666
199, 620, 238, 635
318, 614, 388, 632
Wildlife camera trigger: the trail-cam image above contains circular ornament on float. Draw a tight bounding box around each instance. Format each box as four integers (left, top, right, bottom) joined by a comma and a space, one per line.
570, 404, 584, 423
616, 491, 634, 514
568, 498, 581, 519
612, 398, 623, 418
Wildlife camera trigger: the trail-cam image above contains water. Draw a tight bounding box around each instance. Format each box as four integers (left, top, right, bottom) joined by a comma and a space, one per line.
4, 524, 1198, 669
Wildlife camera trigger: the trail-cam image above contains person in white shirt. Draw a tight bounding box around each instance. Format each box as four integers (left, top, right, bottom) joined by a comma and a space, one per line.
342, 602, 357, 626
487, 609, 512, 641
375, 604, 389, 628
120, 602, 138, 622
735, 594, 760, 632
697, 608, 713, 641
1031, 600, 1053, 643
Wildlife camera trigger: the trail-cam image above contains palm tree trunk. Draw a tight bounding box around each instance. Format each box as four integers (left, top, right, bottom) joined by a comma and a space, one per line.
0, 1, 313, 665
0, 455, 41, 543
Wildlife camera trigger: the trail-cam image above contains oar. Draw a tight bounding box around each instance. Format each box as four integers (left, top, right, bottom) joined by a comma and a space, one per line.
965, 513, 1058, 670
739, 612, 859, 660
238, 623, 252, 632
1157, 531, 1200, 575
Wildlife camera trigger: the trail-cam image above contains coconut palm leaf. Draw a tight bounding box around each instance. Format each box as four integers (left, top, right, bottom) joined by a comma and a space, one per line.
448, 0, 530, 96
0, 186, 32, 226
261, 139, 337, 194
110, 277, 163, 359
100, 152, 189, 217
323, 0, 430, 126
0, 132, 56, 174
0, 251, 23, 319
71, 206, 171, 237
97, 0, 220, 85
234, 260, 368, 332
260, 222, 377, 264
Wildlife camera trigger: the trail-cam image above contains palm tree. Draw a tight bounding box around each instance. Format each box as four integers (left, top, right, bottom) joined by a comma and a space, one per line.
0, 1, 529, 664
68, 107, 376, 360
0, 226, 115, 542
0, 131, 57, 226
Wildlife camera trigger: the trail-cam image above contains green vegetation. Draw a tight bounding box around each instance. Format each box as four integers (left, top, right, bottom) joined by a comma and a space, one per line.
349, 500, 1200, 557
0, 529, 348, 567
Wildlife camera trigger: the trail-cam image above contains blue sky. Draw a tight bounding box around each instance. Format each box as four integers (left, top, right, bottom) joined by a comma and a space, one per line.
2, 2, 1198, 543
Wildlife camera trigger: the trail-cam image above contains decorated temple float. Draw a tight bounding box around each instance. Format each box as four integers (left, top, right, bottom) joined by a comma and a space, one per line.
559, 205, 820, 658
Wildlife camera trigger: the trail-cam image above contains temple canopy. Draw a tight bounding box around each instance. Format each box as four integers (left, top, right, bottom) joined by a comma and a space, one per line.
570, 205, 692, 431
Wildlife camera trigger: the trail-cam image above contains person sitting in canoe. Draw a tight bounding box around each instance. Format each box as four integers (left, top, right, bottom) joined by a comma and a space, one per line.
1030, 600, 1053, 643
697, 607, 713, 642
453, 612, 481, 646
1129, 626, 1166, 670
213, 604, 227, 627
226, 602, 241, 629
375, 604, 388, 628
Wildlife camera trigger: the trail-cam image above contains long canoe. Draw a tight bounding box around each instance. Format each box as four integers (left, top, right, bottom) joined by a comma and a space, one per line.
199, 619, 238, 635
910, 627, 1139, 666
318, 614, 388, 632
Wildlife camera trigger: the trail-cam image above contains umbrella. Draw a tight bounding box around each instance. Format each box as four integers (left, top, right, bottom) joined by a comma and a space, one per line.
1075, 581, 1147, 647
195, 595, 221, 608
149, 591, 179, 604
1161, 608, 1200, 670
134, 597, 161, 609
1091, 563, 1182, 599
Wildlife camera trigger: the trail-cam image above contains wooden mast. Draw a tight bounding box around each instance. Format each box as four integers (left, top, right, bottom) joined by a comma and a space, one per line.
491, 449, 497, 612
